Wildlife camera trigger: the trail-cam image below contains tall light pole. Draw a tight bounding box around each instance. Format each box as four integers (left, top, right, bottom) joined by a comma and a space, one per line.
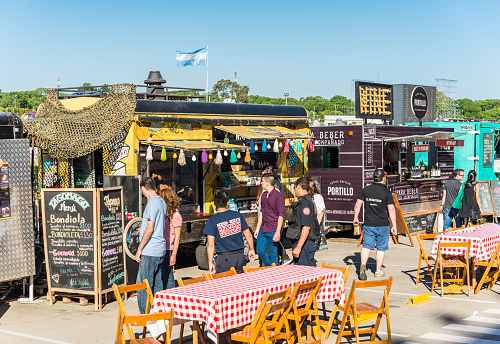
283, 92, 289, 105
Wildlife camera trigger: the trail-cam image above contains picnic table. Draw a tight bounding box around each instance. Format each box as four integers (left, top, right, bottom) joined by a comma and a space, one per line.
431, 223, 500, 262
148, 265, 346, 342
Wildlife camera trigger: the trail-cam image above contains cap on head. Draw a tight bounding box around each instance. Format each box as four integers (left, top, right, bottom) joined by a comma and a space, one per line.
373, 168, 386, 182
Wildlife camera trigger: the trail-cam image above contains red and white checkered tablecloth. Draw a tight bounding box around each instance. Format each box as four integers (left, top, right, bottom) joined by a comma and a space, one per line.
148, 265, 346, 341
430, 223, 500, 262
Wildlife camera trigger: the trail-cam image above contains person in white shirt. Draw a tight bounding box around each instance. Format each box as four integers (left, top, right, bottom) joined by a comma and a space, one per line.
308, 177, 327, 252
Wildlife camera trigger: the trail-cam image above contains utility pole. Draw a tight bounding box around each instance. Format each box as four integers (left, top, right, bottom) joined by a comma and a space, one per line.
283, 93, 289, 105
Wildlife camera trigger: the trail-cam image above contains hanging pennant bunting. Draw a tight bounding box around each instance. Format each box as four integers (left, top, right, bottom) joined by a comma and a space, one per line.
230, 149, 237, 163
296, 140, 302, 152
288, 145, 299, 166
284, 139, 289, 152
244, 149, 251, 163
250, 140, 255, 154
308, 139, 315, 152
178, 149, 186, 166
161, 147, 167, 161
215, 149, 223, 165
262, 139, 267, 152
273, 139, 279, 153
201, 149, 208, 163
146, 145, 153, 161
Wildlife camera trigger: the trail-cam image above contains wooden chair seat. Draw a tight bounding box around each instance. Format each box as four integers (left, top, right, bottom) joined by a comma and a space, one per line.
431, 242, 471, 297
474, 241, 500, 294
351, 302, 384, 314
117, 311, 174, 344
232, 328, 283, 342
442, 259, 467, 267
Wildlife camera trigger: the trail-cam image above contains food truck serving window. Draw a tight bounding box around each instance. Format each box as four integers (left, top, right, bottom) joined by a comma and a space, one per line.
308, 146, 339, 169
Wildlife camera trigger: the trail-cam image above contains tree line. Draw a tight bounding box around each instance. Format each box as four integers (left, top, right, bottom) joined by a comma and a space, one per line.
1, 80, 499, 122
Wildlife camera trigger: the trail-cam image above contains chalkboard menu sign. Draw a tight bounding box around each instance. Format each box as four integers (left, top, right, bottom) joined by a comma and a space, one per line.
490, 180, 500, 216
483, 133, 493, 168
404, 212, 438, 233
42, 189, 97, 294
476, 181, 496, 216
99, 187, 126, 292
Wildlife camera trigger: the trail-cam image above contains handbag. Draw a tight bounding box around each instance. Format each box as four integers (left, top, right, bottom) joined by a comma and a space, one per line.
452, 182, 465, 210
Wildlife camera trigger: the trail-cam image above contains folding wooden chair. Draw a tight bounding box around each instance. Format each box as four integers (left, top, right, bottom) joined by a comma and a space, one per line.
474, 241, 500, 294
116, 310, 174, 344
431, 242, 471, 297
415, 233, 437, 285
204, 267, 237, 280
231, 293, 296, 344
335, 277, 393, 344
113, 280, 154, 343
243, 263, 276, 273
288, 278, 323, 344
177, 275, 209, 344
318, 263, 351, 320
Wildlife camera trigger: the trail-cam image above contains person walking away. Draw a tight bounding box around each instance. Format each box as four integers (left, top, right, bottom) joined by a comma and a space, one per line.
159, 187, 182, 289
458, 170, 483, 226
254, 173, 285, 266
136, 177, 167, 314
353, 169, 397, 280
441, 169, 464, 230
204, 190, 256, 273
286, 177, 319, 266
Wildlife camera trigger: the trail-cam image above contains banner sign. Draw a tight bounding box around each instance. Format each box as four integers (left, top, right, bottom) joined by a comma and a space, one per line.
355, 82, 393, 120
411, 86, 428, 119
435, 139, 464, 147
412, 144, 430, 153
0, 160, 11, 219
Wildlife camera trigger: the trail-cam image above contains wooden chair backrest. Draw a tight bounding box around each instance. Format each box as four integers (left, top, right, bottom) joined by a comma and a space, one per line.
206, 267, 237, 280
290, 277, 322, 312
437, 241, 471, 261
346, 277, 393, 316
416, 233, 437, 267
319, 262, 351, 284
177, 275, 208, 286
267, 297, 295, 335
112, 279, 154, 342
243, 263, 276, 273
117, 310, 175, 344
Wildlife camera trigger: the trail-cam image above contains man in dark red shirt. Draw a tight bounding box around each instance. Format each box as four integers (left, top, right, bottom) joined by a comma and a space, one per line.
254, 173, 285, 266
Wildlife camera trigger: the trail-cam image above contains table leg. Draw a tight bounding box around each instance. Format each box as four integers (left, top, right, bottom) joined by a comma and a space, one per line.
192, 321, 206, 344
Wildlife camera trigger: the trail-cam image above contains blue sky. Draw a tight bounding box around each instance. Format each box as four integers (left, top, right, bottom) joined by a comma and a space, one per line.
1, 0, 499, 101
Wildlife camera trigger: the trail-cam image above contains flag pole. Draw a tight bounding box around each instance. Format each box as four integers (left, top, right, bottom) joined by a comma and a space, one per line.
206, 46, 209, 102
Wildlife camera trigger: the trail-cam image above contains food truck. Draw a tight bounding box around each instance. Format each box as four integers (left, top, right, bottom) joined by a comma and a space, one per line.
407, 121, 500, 181
308, 124, 462, 235
26, 74, 312, 277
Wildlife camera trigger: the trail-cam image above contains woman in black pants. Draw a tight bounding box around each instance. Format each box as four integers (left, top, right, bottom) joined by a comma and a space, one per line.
458, 170, 483, 226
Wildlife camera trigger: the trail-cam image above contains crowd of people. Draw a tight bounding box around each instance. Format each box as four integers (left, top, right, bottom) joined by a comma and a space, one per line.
134, 167, 328, 313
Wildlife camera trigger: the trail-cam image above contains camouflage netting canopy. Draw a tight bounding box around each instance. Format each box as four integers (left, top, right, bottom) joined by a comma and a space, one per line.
24, 84, 137, 158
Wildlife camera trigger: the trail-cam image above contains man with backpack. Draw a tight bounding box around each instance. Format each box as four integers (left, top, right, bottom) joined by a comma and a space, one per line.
286, 177, 320, 266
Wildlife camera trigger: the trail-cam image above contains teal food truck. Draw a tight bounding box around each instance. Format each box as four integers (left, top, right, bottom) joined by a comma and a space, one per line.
407, 121, 500, 181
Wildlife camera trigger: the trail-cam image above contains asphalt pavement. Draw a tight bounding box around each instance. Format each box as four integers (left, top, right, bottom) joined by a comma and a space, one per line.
0, 237, 499, 344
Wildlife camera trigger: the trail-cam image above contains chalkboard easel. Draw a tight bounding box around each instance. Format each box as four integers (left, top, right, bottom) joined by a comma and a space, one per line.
391, 194, 439, 247
42, 187, 126, 310
476, 181, 497, 221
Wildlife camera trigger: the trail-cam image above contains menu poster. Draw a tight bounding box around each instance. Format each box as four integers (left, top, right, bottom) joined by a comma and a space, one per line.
42, 189, 97, 293
476, 181, 496, 216
404, 212, 438, 233
483, 133, 493, 168
0, 160, 11, 219
490, 180, 500, 216
99, 187, 126, 292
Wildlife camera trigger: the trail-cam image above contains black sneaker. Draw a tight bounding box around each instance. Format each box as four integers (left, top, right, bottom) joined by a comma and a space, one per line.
359, 264, 367, 281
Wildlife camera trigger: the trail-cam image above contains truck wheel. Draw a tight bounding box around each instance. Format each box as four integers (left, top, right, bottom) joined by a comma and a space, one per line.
195, 245, 209, 270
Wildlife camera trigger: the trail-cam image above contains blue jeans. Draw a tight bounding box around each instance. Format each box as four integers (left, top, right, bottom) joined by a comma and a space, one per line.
443, 208, 462, 230
162, 250, 176, 290
292, 240, 316, 266
256, 231, 279, 266
137, 255, 164, 314
362, 226, 390, 251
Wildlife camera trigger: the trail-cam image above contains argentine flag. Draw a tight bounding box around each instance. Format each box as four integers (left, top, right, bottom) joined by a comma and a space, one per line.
176, 47, 207, 67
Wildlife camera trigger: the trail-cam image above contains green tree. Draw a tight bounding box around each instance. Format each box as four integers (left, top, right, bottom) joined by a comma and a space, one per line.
210, 79, 249, 103
79, 82, 96, 92
456, 98, 482, 119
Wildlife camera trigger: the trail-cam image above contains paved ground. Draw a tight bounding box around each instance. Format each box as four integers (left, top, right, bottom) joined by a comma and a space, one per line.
0, 237, 499, 344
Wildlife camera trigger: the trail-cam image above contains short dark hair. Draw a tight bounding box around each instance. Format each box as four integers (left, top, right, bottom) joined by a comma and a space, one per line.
214, 189, 230, 209
454, 169, 464, 177
373, 168, 386, 182
262, 173, 276, 186
140, 177, 156, 191
294, 177, 310, 191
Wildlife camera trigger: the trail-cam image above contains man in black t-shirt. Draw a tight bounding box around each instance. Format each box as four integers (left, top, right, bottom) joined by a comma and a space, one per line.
353, 168, 397, 280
